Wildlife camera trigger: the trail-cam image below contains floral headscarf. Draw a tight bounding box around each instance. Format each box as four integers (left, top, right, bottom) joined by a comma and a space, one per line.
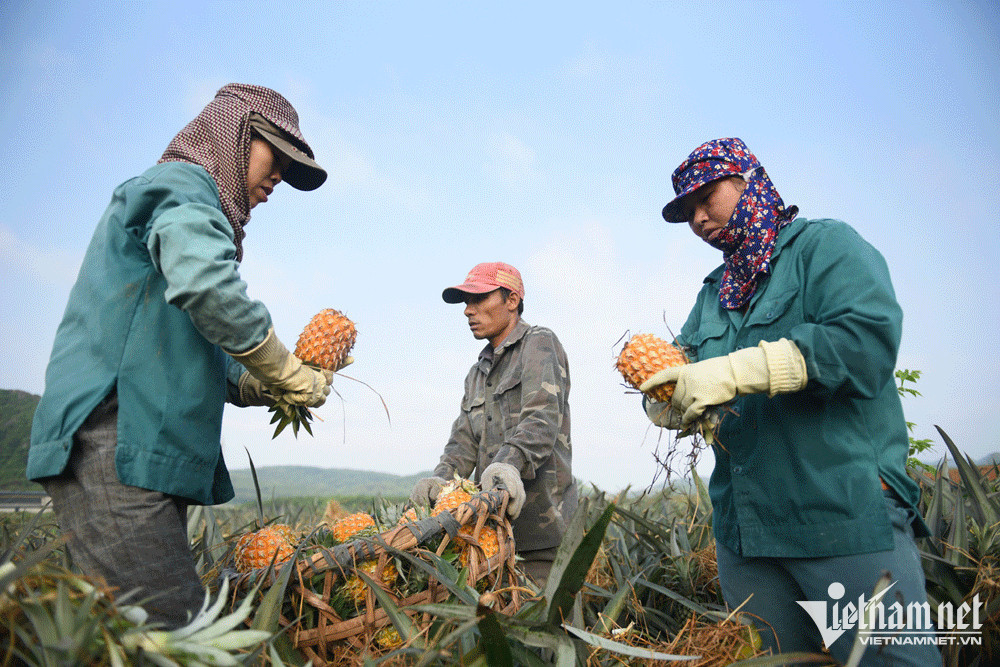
158, 83, 318, 261
662, 137, 798, 310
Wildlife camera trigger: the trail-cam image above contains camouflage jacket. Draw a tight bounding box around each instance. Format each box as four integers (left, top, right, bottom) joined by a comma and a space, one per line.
434, 319, 577, 551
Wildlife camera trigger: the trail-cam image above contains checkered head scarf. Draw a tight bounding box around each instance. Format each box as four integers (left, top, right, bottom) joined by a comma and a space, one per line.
158, 83, 318, 261
663, 138, 798, 310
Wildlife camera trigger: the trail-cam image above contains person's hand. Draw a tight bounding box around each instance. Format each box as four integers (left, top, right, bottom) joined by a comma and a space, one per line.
644, 399, 684, 429
237, 372, 276, 407
481, 462, 526, 520
410, 476, 447, 507
640, 338, 807, 426
231, 328, 333, 407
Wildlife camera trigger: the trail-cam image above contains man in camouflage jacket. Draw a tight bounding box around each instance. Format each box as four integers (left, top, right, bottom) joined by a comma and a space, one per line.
410, 262, 577, 586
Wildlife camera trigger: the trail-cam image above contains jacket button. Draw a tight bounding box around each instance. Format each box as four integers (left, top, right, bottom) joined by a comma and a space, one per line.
732, 466, 743, 474
487, 415, 493, 421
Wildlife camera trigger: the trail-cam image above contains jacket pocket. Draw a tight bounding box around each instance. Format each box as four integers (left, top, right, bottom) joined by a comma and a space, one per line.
685, 321, 729, 361
746, 287, 801, 331
461, 394, 486, 437
494, 370, 522, 434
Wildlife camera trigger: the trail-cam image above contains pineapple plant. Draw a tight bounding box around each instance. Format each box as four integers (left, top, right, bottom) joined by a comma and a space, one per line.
615, 332, 688, 403
270, 308, 358, 438
432, 476, 479, 516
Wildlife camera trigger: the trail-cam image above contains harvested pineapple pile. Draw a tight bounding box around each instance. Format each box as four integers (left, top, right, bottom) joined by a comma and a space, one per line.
227, 478, 519, 665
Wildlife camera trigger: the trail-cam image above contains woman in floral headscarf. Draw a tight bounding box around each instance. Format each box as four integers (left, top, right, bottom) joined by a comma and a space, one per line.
28, 84, 342, 628
640, 138, 937, 664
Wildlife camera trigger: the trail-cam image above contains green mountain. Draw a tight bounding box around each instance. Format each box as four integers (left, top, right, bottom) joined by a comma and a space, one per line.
225, 466, 428, 505
0, 389, 427, 500
0, 389, 42, 491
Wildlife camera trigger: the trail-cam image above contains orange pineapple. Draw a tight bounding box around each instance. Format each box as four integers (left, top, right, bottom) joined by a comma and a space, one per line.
432, 476, 479, 516
270, 308, 358, 438
615, 333, 689, 403
457, 524, 501, 568
234, 524, 297, 573
295, 308, 357, 371
331, 512, 377, 543
342, 559, 399, 604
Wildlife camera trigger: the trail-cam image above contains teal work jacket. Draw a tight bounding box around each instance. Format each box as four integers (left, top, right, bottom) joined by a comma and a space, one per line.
675, 217, 926, 558
28, 162, 271, 505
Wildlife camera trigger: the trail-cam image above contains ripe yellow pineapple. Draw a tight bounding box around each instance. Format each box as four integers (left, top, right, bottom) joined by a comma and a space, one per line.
295, 308, 357, 371
342, 559, 399, 604
234, 524, 297, 573
270, 308, 358, 438
331, 512, 377, 543
374, 624, 404, 649
457, 524, 500, 568
615, 333, 689, 403
432, 476, 479, 516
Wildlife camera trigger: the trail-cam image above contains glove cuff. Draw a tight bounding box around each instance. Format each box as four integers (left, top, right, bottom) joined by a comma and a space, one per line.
758, 338, 808, 396
230, 327, 282, 365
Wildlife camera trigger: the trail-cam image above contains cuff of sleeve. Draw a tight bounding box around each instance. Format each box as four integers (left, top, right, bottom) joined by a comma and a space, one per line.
759, 338, 808, 396
495, 446, 529, 479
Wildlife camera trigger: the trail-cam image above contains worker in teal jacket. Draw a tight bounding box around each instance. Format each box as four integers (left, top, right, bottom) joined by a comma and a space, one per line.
641, 138, 937, 664
27, 84, 338, 628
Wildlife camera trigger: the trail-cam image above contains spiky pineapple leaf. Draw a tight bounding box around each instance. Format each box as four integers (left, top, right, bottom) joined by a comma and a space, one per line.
936, 425, 1000, 527
545, 500, 615, 627
562, 623, 699, 661
476, 606, 514, 667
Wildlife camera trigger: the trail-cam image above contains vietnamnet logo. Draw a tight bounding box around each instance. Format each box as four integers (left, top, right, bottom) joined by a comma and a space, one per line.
798, 582, 984, 648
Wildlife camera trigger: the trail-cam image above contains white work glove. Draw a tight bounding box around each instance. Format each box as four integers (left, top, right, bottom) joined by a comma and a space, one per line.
481, 462, 526, 520
640, 338, 807, 427
237, 371, 276, 407
410, 476, 448, 507
230, 327, 333, 408
644, 399, 684, 429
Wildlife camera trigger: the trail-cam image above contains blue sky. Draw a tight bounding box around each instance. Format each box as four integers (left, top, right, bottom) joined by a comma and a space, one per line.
1, 0, 998, 492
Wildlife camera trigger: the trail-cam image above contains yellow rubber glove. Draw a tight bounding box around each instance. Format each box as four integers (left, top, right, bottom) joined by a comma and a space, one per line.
640, 338, 807, 426
230, 327, 333, 408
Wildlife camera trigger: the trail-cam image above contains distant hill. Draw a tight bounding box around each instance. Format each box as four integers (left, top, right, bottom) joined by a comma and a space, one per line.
0, 389, 42, 491
0, 388, 427, 500
226, 466, 429, 504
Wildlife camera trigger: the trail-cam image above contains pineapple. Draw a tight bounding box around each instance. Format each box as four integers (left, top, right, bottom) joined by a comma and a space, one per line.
457, 524, 500, 568
331, 512, 377, 543
615, 333, 688, 403
432, 476, 479, 516
234, 524, 297, 573
294, 308, 357, 371
270, 308, 358, 438
374, 624, 404, 649
232, 452, 298, 573
342, 559, 399, 605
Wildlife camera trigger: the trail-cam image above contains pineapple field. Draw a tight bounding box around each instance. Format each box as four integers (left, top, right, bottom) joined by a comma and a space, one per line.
2, 424, 998, 666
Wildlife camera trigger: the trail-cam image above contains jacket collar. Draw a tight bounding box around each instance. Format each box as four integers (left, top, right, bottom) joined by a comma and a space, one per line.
478, 318, 530, 364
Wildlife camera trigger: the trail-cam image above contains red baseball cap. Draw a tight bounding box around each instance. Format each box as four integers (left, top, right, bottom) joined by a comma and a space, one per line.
442, 262, 525, 303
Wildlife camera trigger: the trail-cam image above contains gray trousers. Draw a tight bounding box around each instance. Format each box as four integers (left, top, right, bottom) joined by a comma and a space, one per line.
42, 391, 205, 629
717, 490, 940, 666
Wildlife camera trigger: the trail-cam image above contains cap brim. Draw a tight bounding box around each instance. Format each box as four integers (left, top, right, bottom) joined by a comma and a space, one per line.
253, 126, 328, 191
442, 283, 498, 303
